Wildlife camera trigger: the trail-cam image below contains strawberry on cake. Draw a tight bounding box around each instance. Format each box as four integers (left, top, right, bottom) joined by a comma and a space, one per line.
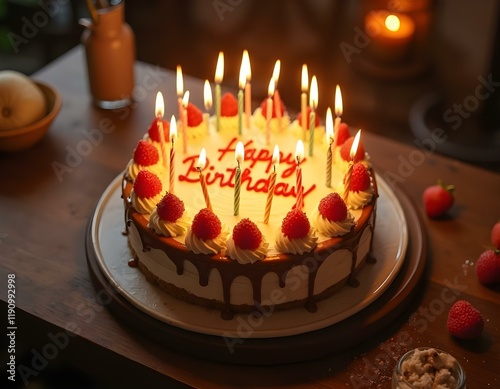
130, 170, 164, 215
226, 218, 269, 264
311, 192, 355, 237
148, 192, 190, 237
275, 209, 318, 254
185, 208, 229, 255
126, 140, 166, 182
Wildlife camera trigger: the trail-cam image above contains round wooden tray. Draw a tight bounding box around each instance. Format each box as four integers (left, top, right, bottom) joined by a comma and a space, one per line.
86, 182, 426, 365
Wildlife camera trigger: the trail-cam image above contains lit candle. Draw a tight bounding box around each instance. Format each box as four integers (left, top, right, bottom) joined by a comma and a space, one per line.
325, 108, 334, 188
365, 11, 415, 62
266, 77, 275, 146
301, 64, 308, 140
169, 115, 177, 193
234, 141, 244, 216
272, 59, 283, 131
196, 148, 212, 211
182, 91, 189, 154
176, 65, 184, 124
333, 84, 343, 162
308, 75, 318, 157
203, 79, 212, 134
155, 92, 167, 172
264, 145, 280, 224
214, 52, 224, 132
295, 140, 304, 210
342, 129, 361, 203
237, 59, 245, 136
242, 50, 252, 130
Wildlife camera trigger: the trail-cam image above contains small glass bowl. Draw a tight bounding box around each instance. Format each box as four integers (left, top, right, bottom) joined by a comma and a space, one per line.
392, 347, 466, 389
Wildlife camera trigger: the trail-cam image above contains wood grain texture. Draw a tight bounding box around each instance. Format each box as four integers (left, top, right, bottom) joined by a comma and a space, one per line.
0, 46, 499, 388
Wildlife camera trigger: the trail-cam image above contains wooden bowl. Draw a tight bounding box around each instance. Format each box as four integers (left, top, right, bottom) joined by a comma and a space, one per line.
0, 80, 61, 152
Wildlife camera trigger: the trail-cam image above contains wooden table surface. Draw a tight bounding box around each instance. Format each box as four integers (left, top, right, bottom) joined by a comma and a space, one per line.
1, 46, 499, 388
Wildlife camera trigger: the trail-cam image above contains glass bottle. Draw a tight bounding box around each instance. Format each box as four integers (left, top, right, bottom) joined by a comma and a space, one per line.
80, 0, 135, 109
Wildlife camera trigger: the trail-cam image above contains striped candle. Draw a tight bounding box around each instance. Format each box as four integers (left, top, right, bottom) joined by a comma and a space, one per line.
264, 145, 280, 224
295, 140, 304, 210
169, 116, 177, 193
234, 141, 244, 216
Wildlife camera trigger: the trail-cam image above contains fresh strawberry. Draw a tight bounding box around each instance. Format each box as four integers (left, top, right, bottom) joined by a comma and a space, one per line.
221, 92, 238, 117
260, 96, 286, 119
349, 163, 371, 192
296, 106, 320, 128
148, 118, 170, 142
157, 192, 185, 222
133, 140, 159, 166
318, 192, 348, 222
336, 122, 350, 146
447, 300, 484, 339
340, 136, 365, 162
476, 249, 500, 285
281, 209, 311, 239
133, 170, 162, 199
186, 102, 203, 127
191, 208, 222, 240
232, 218, 263, 250
491, 221, 500, 249
423, 180, 455, 218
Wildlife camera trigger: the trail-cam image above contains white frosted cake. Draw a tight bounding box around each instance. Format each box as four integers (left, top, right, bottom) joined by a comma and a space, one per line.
123, 93, 377, 319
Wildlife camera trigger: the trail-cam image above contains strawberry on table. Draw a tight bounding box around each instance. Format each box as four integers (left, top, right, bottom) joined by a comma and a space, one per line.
447, 300, 484, 339
423, 180, 455, 218
476, 249, 500, 285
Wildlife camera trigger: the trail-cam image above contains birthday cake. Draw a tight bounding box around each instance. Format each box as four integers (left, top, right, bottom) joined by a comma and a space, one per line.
122, 92, 378, 320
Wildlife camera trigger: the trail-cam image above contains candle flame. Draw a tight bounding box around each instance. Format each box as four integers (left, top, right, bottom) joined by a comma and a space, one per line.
267, 77, 275, 98
295, 140, 304, 164
197, 148, 207, 170
385, 14, 401, 32
350, 130, 361, 159
215, 51, 224, 83
238, 53, 248, 89
176, 65, 183, 97
204, 80, 212, 110
272, 59, 281, 84
272, 144, 280, 166
335, 84, 343, 117
242, 49, 251, 81
301, 64, 308, 93
235, 141, 244, 163
182, 91, 190, 107
155, 91, 164, 118
326, 107, 333, 142
170, 115, 177, 142
309, 75, 318, 110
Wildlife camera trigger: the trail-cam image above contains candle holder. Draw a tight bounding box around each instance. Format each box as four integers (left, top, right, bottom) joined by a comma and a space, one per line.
352, 0, 434, 80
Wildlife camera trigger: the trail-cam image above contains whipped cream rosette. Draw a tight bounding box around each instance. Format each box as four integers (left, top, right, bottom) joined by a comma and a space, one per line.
130, 170, 164, 215
226, 218, 268, 264
148, 192, 191, 237
185, 208, 229, 255
312, 192, 355, 237
275, 208, 318, 254
127, 139, 166, 182
337, 162, 374, 210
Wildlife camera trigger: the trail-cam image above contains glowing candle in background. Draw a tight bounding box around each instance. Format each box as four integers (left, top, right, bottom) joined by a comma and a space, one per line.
214, 51, 224, 132
301, 64, 308, 140
266, 77, 275, 146
203, 79, 212, 134
155, 92, 167, 171
342, 129, 361, 203
325, 108, 334, 188
308, 75, 318, 157
182, 91, 189, 154
295, 140, 304, 210
365, 10, 415, 62
264, 144, 280, 224
169, 115, 177, 193
234, 141, 244, 216
176, 65, 184, 125
196, 148, 212, 211
237, 59, 246, 136
333, 84, 343, 162
272, 59, 282, 131
242, 50, 252, 130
